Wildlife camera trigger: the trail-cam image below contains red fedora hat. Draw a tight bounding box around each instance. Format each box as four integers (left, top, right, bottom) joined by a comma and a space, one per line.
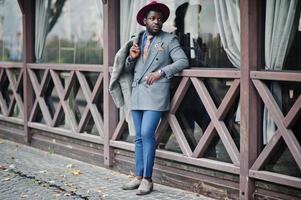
136, 1, 170, 26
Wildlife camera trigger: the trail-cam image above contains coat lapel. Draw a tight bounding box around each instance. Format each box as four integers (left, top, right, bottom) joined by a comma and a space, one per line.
138, 33, 163, 81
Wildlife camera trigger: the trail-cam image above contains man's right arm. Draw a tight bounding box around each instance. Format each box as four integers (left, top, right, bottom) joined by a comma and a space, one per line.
123, 42, 140, 73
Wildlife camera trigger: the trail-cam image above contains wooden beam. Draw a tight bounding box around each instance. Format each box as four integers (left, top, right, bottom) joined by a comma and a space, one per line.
76, 71, 104, 136
192, 79, 240, 158
249, 170, 301, 189
251, 71, 301, 82
179, 68, 240, 78
169, 77, 191, 114
192, 78, 240, 165
0, 62, 23, 68
28, 122, 104, 144
103, 0, 119, 166
167, 114, 193, 156
239, 0, 263, 199
253, 80, 301, 169
27, 63, 105, 72
23, 0, 35, 143
109, 140, 240, 174
49, 70, 78, 133
111, 115, 126, 141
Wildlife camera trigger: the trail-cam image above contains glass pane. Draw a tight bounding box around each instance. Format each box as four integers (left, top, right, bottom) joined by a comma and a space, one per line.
40, 0, 103, 64
161, 0, 234, 67
284, 13, 301, 70
267, 7, 301, 71
260, 80, 301, 177
175, 84, 210, 152
0, 0, 23, 62
119, 0, 235, 67
263, 139, 301, 178
0, 72, 11, 109
70, 79, 87, 124
44, 79, 58, 119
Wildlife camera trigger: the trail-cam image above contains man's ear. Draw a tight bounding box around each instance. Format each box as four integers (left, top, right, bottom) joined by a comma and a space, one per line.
143, 18, 147, 25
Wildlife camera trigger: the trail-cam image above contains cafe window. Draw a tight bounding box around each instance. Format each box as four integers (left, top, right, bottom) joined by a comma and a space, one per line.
262, 1, 301, 177
36, 0, 103, 64
119, 0, 235, 68
119, 1, 240, 163
0, 0, 23, 62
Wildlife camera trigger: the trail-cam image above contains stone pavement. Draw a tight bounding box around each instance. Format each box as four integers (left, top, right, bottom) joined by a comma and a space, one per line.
0, 139, 214, 200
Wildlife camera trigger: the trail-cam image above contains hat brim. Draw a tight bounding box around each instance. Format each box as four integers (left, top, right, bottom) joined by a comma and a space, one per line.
136, 3, 170, 26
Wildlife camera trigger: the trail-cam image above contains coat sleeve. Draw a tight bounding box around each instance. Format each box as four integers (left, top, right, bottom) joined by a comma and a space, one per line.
123, 56, 136, 73
161, 36, 189, 79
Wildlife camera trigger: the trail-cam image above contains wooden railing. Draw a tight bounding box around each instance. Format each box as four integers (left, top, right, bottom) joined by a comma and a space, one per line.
0, 62, 24, 124
26, 63, 105, 143
250, 71, 301, 189
110, 68, 241, 174
1, 64, 301, 198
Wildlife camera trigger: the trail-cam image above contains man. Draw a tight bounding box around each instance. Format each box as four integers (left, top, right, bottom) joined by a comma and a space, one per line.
109, 1, 188, 195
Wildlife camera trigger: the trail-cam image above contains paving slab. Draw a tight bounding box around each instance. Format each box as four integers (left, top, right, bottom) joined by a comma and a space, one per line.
0, 139, 214, 200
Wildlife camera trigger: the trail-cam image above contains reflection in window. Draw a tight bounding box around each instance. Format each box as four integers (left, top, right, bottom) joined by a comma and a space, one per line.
119, 1, 240, 154
261, 81, 301, 177
161, 0, 234, 67
0, 0, 23, 62
158, 78, 240, 164
37, 0, 103, 64
284, 12, 301, 70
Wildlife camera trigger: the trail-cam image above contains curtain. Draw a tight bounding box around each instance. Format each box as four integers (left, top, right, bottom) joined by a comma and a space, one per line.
214, 0, 240, 68
95, 0, 103, 47
119, 0, 146, 136
184, 0, 201, 59
120, 0, 146, 46
263, 0, 301, 144
214, 0, 241, 122
35, 0, 51, 62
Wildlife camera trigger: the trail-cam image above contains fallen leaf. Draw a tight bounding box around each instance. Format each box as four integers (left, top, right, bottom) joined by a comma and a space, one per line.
20, 194, 29, 198
69, 169, 81, 176
3, 177, 11, 181
9, 164, 15, 169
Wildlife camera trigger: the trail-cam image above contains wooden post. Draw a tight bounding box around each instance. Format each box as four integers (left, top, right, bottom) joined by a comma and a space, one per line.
20, 0, 35, 143
240, 0, 263, 199
103, 0, 119, 166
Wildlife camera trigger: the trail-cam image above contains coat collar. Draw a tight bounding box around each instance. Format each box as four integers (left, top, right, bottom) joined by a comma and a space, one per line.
138, 32, 164, 81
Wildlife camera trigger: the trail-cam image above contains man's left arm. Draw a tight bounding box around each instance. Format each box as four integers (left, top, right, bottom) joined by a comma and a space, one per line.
161, 36, 189, 79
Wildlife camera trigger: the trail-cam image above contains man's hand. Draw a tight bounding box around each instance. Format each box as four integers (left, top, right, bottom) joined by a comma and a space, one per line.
129, 43, 140, 60
145, 71, 161, 85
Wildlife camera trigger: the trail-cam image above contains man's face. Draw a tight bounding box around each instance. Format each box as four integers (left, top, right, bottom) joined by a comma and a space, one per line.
143, 10, 163, 35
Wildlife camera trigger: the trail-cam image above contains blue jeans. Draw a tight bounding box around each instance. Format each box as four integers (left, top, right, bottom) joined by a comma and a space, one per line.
132, 110, 162, 178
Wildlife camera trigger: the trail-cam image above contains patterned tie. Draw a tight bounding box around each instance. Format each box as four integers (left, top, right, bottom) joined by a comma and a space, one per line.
143, 35, 153, 62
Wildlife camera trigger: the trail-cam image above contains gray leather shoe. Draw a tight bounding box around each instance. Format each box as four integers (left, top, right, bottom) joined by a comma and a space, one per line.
136, 179, 153, 195
122, 178, 141, 190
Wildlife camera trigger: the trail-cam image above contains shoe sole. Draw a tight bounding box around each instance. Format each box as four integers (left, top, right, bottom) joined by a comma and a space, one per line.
122, 186, 139, 190
136, 188, 153, 195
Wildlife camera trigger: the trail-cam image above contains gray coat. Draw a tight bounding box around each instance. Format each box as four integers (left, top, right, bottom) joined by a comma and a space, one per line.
125, 31, 189, 111
109, 31, 144, 109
